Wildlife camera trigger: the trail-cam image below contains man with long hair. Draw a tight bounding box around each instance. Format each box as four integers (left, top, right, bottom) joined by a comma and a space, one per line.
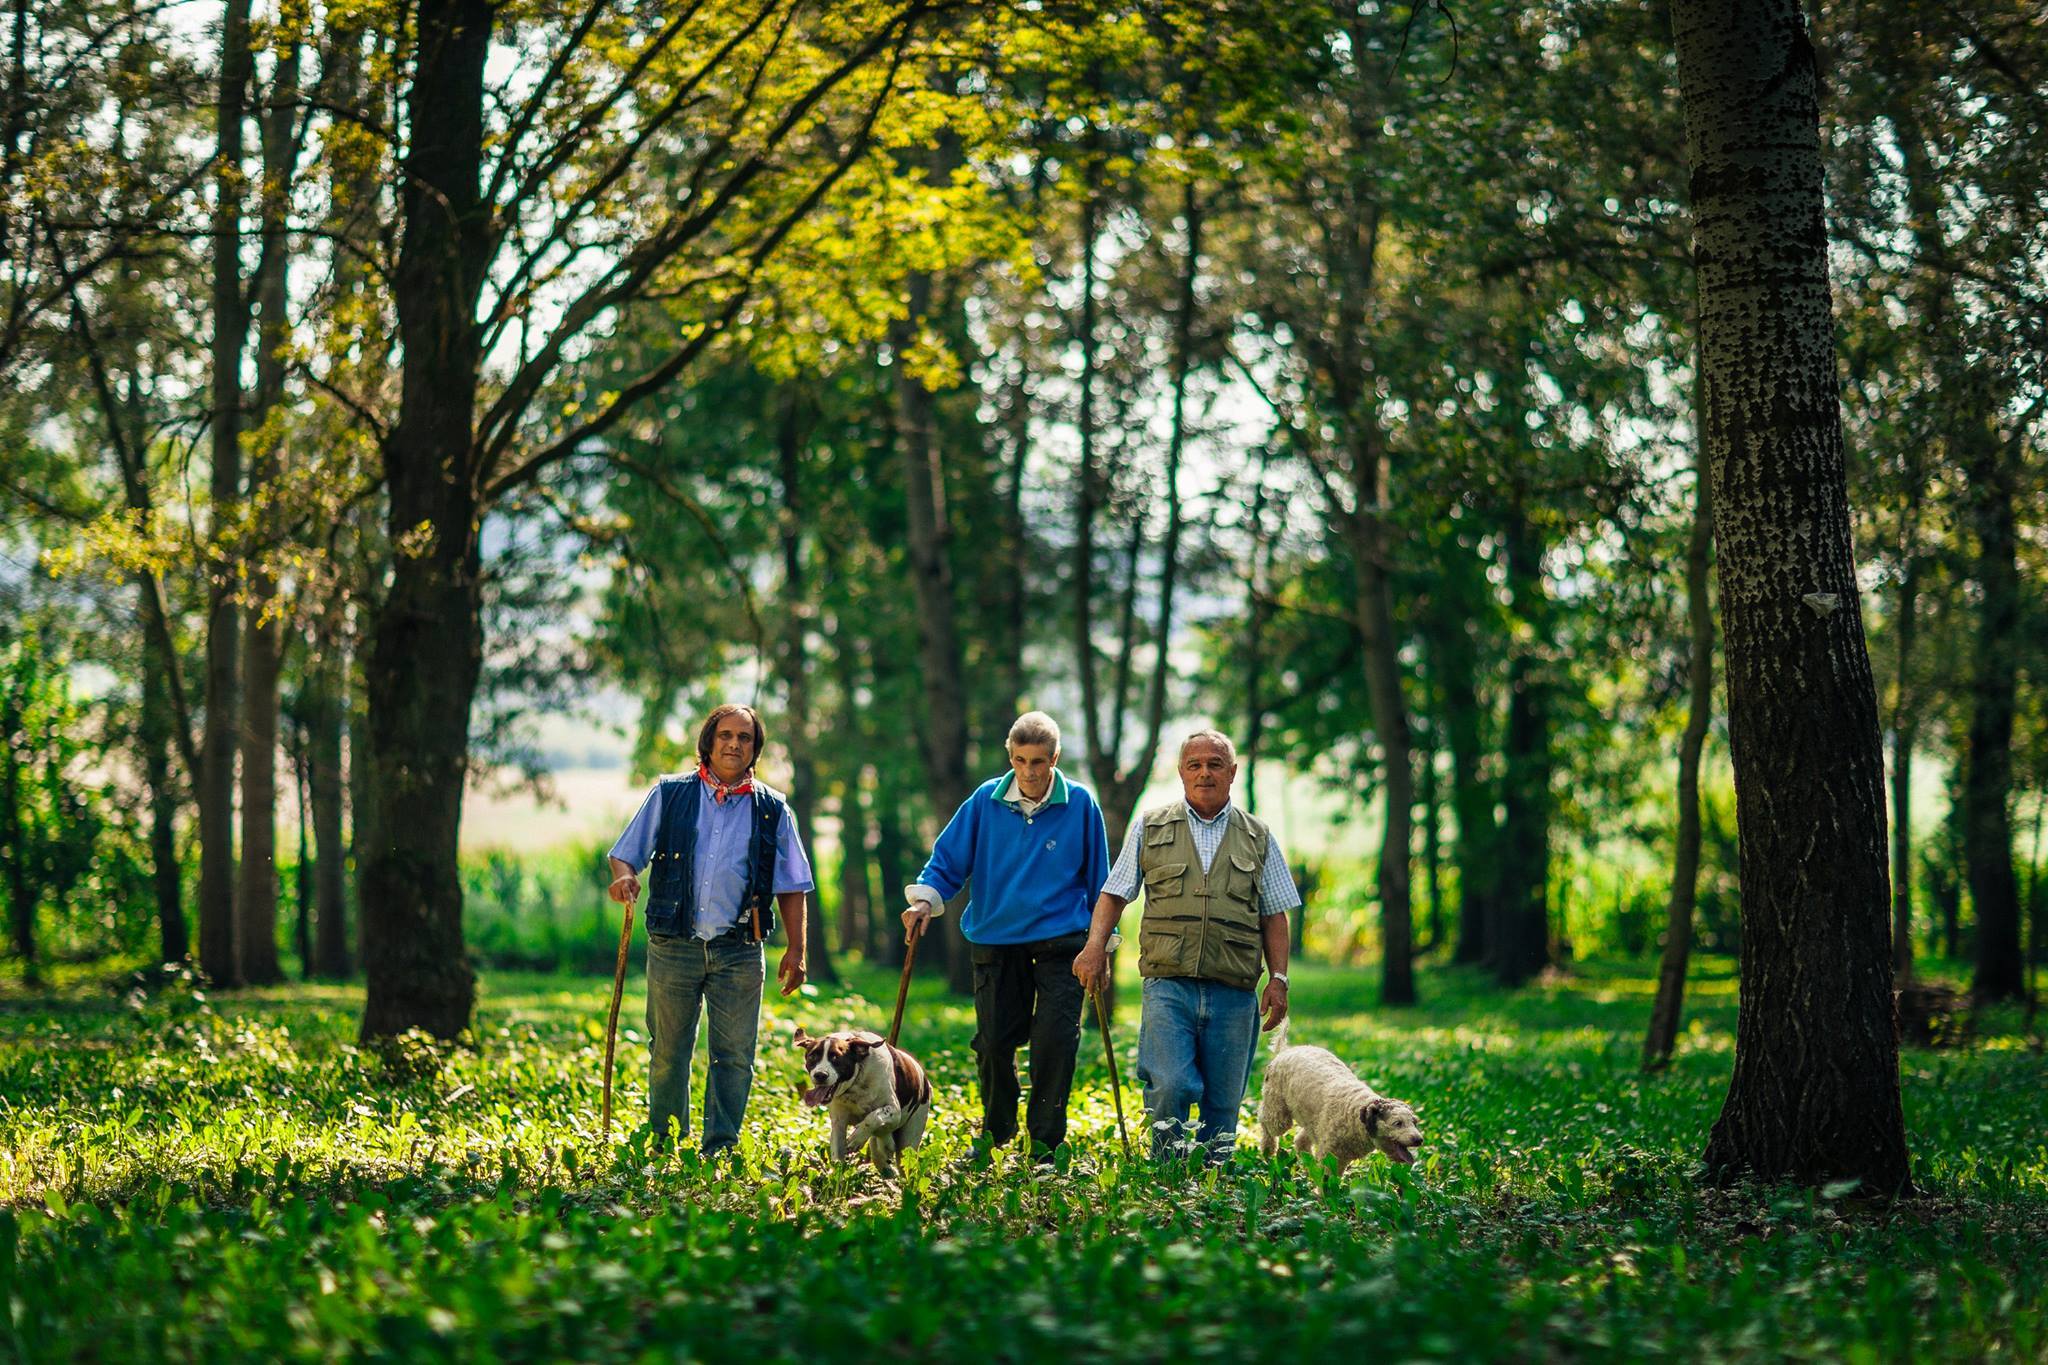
607, 703, 812, 1156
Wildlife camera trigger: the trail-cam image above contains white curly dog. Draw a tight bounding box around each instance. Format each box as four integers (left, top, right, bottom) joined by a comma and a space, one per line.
1257, 1021, 1425, 1172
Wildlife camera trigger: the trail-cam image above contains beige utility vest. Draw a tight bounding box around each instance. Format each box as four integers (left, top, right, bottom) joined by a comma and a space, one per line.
1135, 801, 1270, 991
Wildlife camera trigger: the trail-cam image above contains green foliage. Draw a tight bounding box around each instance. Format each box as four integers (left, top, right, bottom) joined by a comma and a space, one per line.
2, 961, 2043, 1360
0, 630, 156, 974
461, 841, 618, 974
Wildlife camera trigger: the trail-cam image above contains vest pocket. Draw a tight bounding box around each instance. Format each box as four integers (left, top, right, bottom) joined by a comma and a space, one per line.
1139, 917, 1194, 977
1226, 851, 1259, 906
1209, 922, 1264, 990
1142, 860, 1187, 901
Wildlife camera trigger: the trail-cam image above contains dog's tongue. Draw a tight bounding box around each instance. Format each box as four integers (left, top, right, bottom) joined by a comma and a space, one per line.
1390, 1145, 1418, 1166
801, 1084, 835, 1108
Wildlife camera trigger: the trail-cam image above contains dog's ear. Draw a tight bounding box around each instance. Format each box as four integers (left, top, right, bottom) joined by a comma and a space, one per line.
844, 1037, 876, 1061
791, 1025, 813, 1047
1361, 1099, 1391, 1135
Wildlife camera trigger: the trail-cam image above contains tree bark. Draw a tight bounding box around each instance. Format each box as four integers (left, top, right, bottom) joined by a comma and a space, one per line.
778, 386, 837, 986
292, 720, 312, 976
1889, 553, 1920, 981
308, 645, 349, 977
1316, 42, 1414, 1004
1438, 608, 1493, 966
872, 765, 910, 966
1675, 0, 1910, 1191
892, 271, 973, 995
359, 0, 490, 1040
0, 676, 34, 983
1961, 423, 2024, 1000
232, 31, 303, 988
1416, 714, 1441, 957
141, 599, 187, 963
837, 774, 871, 958
1645, 460, 1714, 1070
198, 0, 255, 987
1487, 505, 1552, 988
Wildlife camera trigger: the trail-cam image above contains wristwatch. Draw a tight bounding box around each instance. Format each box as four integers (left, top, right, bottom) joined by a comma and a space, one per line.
1269, 972, 1288, 986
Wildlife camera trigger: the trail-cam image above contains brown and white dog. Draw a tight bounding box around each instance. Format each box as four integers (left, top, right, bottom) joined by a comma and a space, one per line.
792, 1027, 933, 1173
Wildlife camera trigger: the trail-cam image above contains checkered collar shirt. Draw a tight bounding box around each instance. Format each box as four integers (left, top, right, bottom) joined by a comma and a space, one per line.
1102, 800, 1303, 916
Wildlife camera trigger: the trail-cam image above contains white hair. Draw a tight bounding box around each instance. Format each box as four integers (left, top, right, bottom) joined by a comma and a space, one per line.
1006, 711, 1062, 753
1178, 729, 1238, 765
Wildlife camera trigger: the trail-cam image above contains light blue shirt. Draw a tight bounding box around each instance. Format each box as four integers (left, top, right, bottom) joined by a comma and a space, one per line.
609, 779, 815, 940
1102, 802, 1301, 916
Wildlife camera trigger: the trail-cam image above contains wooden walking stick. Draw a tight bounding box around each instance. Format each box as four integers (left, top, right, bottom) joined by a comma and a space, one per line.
601, 898, 635, 1143
1092, 982, 1133, 1159
888, 914, 925, 1047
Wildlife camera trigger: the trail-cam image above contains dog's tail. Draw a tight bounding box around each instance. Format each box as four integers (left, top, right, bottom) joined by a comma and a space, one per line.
1269, 1018, 1291, 1054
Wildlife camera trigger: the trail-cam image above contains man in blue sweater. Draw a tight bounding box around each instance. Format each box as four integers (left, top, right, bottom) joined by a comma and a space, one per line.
902, 712, 1110, 1159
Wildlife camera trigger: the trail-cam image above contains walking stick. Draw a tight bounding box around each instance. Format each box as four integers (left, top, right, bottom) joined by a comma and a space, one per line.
1091, 982, 1133, 1159
601, 899, 635, 1143
888, 915, 925, 1047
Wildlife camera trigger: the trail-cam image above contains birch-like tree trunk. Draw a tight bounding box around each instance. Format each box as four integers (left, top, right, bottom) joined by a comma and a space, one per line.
1674, 0, 1910, 1190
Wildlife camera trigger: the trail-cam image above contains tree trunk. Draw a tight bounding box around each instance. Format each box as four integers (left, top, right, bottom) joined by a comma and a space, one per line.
236, 611, 283, 984
141, 599, 187, 963
359, 0, 490, 1041
1645, 459, 1714, 1070
347, 653, 372, 970
1352, 519, 1414, 1007
293, 721, 312, 977
1439, 611, 1493, 966
0, 680, 34, 983
1488, 507, 1552, 988
1889, 556, 1919, 982
1961, 425, 2023, 1001
1937, 775, 1963, 960
309, 647, 349, 977
1417, 715, 1441, 957
872, 766, 910, 967
1675, 0, 1910, 1191
198, 0, 255, 987
1318, 12, 1413, 1007
778, 387, 837, 986
893, 272, 973, 995
837, 773, 871, 958
1243, 458, 1272, 817
232, 32, 303, 989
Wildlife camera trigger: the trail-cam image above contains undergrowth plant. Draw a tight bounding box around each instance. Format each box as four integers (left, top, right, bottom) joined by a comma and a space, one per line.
2, 960, 2043, 1361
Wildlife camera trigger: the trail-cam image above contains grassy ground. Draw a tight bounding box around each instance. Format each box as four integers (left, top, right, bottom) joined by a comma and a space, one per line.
2, 953, 2044, 1362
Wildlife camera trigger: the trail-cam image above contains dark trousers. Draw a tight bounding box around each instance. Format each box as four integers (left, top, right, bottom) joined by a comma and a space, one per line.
969, 932, 1088, 1152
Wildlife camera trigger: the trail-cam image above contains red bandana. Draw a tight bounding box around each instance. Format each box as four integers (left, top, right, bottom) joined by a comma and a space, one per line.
698, 762, 755, 805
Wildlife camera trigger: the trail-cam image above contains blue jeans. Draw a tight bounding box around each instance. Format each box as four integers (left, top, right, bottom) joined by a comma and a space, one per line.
645, 929, 764, 1153
1135, 975, 1260, 1161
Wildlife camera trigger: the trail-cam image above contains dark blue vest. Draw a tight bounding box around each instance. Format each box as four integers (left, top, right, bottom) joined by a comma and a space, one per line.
643, 773, 787, 941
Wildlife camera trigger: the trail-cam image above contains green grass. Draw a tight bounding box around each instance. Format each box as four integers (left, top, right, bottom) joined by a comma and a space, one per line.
2, 955, 2044, 1362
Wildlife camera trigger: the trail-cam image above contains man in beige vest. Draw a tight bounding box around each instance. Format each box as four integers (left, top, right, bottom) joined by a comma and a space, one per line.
1072, 730, 1299, 1160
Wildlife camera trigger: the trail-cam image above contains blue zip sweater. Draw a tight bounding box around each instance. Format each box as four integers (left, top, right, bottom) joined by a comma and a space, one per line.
915, 773, 1111, 945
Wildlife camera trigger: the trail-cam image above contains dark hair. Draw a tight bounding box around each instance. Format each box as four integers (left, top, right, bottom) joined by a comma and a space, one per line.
697, 704, 766, 772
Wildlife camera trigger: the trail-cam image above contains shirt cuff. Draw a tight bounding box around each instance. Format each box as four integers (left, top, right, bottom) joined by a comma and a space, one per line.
904, 884, 946, 916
